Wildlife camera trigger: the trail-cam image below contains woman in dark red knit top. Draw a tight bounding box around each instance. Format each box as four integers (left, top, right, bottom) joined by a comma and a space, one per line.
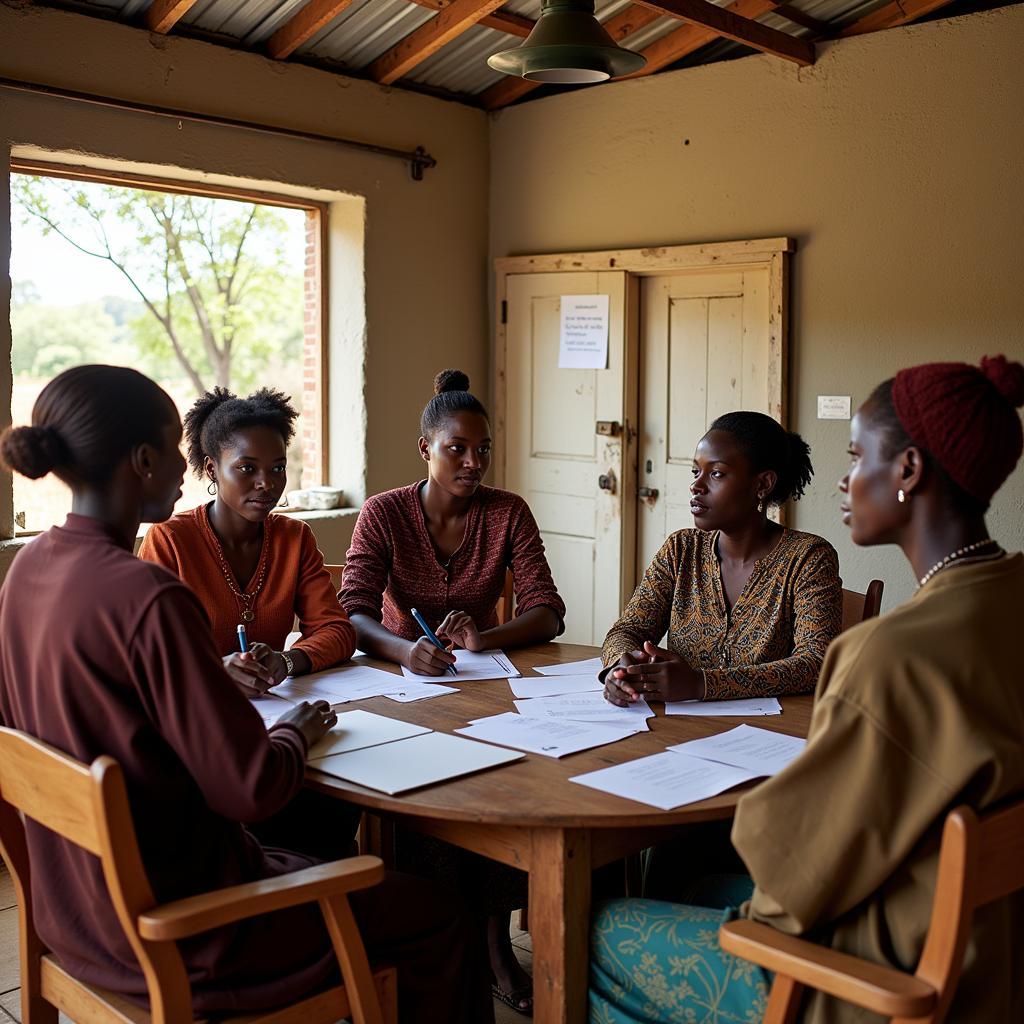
341, 369, 565, 675
341, 369, 565, 1014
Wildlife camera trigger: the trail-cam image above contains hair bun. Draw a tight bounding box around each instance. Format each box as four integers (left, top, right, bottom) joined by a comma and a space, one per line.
0, 425, 67, 480
433, 369, 470, 395
981, 355, 1024, 409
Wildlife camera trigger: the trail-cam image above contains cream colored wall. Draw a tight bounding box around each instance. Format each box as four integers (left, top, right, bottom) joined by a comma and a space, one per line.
489, 6, 1024, 610
0, 3, 489, 581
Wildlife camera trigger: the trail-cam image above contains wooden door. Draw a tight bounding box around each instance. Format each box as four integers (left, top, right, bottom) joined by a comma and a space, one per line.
637, 267, 776, 575
503, 271, 631, 645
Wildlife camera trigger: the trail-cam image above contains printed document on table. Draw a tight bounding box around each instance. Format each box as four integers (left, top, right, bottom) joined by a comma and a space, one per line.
401, 649, 520, 682
250, 695, 294, 727
570, 751, 761, 810
307, 710, 431, 761
668, 724, 806, 776
274, 664, 408, 705
533, 657, 603, 677
456, 712, 634, 758
509, 674, 604, 699
311, 731, 524, 795
665, 697, 782, 717
384, 683, 458, 702
512, 692, 653, 731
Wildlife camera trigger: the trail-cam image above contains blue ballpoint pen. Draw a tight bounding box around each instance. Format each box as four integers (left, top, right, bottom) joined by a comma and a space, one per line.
236, 623, 249, 654
410, 607, 458, 676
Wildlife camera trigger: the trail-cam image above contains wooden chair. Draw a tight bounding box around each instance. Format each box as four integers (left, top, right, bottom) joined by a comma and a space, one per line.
720, 799, 1024, 1023
0, 727, 396, 1024
324, 563, 346, 592
841, 579, 884, 633
495, 569, 514, 625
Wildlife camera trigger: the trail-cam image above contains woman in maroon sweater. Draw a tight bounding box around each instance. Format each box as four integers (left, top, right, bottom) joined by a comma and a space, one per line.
341, 369, 565, 1013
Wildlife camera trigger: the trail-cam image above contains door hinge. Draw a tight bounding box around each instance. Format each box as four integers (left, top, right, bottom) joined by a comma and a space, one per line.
500, 299, 508, 325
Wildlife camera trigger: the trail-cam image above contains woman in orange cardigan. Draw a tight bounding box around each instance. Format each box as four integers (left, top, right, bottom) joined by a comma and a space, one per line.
140, 387, 355, 692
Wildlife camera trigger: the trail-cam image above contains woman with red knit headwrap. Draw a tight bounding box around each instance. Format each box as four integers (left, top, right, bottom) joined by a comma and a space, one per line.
589, 356, 1024, 1024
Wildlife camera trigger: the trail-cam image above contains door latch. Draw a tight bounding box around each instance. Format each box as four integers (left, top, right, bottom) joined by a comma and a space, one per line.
598, 471, 617, 494
595, 420, 621, 437
637, 487, 659, 500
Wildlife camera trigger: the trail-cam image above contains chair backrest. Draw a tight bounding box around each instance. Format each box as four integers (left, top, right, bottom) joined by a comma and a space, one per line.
904, 798, 1024, 1024
840, 579, 884, 633
495, 569, 514, 625
325, 563, 346, 592
0, 727, 191, 1023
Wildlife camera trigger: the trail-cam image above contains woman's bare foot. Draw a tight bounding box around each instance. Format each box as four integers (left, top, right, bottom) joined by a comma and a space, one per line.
488, 913, 532, 1014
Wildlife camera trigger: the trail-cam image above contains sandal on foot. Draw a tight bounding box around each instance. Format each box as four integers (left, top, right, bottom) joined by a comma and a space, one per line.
491, 981, 533, 1016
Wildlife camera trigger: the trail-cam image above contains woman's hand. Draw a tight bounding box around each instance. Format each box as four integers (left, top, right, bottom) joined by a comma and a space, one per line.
603, 649, 648, 706
436, 610, 485, 652
274, 699, 337, 748
404, 637, 457, 676
615, 640, 704, 703
222, 646, 276, 695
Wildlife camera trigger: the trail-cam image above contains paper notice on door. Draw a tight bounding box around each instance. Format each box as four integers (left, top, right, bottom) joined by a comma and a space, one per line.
559, 295, 610, 369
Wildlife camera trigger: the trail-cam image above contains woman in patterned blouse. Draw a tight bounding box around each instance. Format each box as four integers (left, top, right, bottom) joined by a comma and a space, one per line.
603, 411, 842, 705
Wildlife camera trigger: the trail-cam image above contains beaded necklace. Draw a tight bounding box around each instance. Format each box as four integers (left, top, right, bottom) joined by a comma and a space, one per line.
207, 511, 272, 622
917, 538, 1004, 589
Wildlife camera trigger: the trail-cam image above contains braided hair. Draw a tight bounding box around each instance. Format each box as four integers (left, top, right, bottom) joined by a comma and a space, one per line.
183, 387, 297, 477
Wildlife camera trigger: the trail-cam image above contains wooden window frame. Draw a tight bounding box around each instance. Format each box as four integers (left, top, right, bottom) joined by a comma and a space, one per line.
3, 158, 330, 538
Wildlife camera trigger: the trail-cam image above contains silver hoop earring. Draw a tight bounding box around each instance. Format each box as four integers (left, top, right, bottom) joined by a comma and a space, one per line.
897, 489, 906, 504
207, 481, 218, 496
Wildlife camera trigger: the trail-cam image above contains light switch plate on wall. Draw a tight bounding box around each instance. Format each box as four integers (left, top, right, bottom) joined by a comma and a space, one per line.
817, 396, 851, 420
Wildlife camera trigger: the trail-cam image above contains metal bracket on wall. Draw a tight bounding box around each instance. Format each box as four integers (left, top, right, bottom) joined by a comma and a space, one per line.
0, 78, 438, 182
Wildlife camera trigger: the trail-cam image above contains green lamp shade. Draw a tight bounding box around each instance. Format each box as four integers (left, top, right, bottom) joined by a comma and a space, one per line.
487, 0, 647, 85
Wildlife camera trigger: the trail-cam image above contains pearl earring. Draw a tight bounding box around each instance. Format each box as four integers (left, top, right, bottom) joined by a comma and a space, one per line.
897, 489, 907, 503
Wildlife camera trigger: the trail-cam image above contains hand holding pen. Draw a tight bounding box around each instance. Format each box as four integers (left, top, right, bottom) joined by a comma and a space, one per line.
221, 623, 276, 695
409, 607, 459, 677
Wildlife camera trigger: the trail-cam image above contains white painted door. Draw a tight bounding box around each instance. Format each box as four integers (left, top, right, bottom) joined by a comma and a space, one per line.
637, 267, 774, 575
504, 272, 629, 645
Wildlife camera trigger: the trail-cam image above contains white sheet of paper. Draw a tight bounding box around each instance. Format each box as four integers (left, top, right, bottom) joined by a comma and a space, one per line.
512, 692, 653, 730
250, 695, 294, 727
456, 712, 634, 758
570, 751, 761, 810
307, 710, 431, 761
668, 724, 806, 776
533, 657, 603, 677
400, 649, 520, 683
558, 295, 610, 369
665, 697, 782, 717
508, 674, 604, 699
311, 731, 524, 795
273, 664, 406, 705
384, 683, 459, 703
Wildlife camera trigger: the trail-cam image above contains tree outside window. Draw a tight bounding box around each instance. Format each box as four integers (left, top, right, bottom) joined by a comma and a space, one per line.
9, 173, 313, 533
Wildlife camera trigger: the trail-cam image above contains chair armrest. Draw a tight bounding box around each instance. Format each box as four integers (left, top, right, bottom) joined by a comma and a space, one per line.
137, 855, 384, 942
719, 920, 936, 1019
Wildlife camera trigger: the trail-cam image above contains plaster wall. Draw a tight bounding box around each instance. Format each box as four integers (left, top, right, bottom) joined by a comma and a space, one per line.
0, 2, 489, 577
489, 5, 1024, 609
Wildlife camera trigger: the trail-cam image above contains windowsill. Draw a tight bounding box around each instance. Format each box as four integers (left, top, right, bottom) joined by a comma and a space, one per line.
1, 507, 360, 558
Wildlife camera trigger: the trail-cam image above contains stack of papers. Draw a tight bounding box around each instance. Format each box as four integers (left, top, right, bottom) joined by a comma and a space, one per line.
667, 724, 805, 774
313, 731, 524, 794
509, 675, 603, 699
401, 649, 520, 682
569, 725, 807, 810
512, 691, 653, 732
271, 664, 456, 707
666, 697, 782, 717
250, 695, 294, 727
457, 712, 635, 758
306, 710, 430, 760
533, 657, 603, 677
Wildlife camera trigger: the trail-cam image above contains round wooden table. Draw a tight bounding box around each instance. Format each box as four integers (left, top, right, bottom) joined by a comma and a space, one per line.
307, 642, 812, 1024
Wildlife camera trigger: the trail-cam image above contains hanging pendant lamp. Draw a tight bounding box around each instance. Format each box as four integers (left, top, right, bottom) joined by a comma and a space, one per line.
487, 0, 646, 85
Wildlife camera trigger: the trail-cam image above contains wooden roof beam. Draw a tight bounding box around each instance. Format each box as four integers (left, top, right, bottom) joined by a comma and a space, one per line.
367, 0, 508, 85
266, 0, 360, 60
479, 4, 662, 111
406, 0, 536, 38
144, 0, 200, 33
839, 0, 957, 37
634, 0, 814, 65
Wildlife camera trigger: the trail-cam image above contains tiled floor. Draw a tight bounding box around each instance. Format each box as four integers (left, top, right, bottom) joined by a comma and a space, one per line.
0, 865, 534, 1023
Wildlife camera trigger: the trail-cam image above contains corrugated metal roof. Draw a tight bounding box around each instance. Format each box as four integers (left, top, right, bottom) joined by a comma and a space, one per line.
47, 0, 930, 103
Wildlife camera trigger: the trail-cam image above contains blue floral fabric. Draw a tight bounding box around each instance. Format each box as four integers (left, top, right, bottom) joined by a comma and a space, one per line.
590, 877, 770, 1023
